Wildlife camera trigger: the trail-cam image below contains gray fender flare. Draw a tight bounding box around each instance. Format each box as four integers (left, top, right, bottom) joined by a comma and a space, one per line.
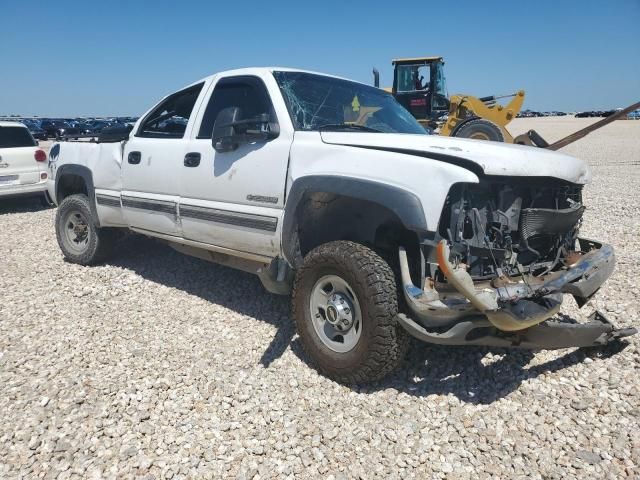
281, 175, 429, 266
55, 164, 100, 227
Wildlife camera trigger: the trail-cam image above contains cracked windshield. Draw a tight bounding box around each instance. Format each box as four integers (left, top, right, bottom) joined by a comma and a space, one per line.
273, 71, 426, 134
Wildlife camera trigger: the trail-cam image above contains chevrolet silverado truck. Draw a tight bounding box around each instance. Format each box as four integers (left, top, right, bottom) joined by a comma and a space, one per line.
47, 68, 636, 384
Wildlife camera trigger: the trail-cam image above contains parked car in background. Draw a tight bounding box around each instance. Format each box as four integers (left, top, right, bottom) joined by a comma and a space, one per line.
76, 122, 94, 135
41, 120, 80, 139
601, 109, 619, 118
21, 119, 48, 140
575, 110, 623, 118
517, 110, 543, 118
0, 122, 51, 204
84, 120, 116, 134
41, 120, 64, 138
57, 122, 81, 139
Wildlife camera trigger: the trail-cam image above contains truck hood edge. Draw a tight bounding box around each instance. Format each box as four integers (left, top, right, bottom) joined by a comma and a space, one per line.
320, 132, 591, 184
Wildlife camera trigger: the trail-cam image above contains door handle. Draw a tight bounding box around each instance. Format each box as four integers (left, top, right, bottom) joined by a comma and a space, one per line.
184, 152, 201, 167
128, 151, 141, 164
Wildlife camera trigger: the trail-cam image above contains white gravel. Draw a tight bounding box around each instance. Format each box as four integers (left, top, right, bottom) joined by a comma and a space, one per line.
1, 117, 639, 479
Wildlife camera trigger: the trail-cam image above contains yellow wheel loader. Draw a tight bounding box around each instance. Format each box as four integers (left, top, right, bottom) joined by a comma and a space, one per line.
373, 56, 524, 142
373, 56, 640, 149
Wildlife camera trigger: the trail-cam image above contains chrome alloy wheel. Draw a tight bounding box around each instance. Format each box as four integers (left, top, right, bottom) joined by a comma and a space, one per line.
309, 275, 362, 353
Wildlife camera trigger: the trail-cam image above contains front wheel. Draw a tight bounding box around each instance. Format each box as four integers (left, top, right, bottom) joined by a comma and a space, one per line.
55, 194, 118, 265
291, 241, 409, 384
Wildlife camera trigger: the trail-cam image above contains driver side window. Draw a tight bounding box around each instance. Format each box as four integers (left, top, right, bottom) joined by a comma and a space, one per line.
137, 83, 204, 138
197, 76, 273, 139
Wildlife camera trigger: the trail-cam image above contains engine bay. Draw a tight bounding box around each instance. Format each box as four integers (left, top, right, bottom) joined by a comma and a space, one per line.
397, 177, 618, 333
437, 177, 585, 281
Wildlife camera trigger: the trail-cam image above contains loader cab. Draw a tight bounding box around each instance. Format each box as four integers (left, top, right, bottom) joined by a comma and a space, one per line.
392, 57, 449, 126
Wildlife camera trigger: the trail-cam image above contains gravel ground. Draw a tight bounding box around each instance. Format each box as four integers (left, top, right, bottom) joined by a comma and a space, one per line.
1, 118, 639, 479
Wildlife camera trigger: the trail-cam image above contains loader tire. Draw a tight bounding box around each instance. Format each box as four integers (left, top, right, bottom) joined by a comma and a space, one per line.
454, 118, 505, 142
291, 241, 410, 385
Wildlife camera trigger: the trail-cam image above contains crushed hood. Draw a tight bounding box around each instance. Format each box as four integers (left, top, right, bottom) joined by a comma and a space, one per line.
320, 132, 591, 184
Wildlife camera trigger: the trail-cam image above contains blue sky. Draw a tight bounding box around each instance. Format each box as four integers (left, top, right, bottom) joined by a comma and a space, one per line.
2, 0, 638, 116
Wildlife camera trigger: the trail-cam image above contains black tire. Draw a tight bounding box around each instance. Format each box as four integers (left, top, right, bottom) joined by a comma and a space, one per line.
453, 118, 505, 142
55, 194, 117, 265
291, 241, 410, 384
40, 191, 54, 208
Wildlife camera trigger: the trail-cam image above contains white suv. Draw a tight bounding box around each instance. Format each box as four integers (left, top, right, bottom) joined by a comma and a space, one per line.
0, 121, 50, 202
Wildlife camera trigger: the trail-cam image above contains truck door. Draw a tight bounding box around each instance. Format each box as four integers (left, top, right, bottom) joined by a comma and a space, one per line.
180, 74, 293, 258
121, 83, 204, 237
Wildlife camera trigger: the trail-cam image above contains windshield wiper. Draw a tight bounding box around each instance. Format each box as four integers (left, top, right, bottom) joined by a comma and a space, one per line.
317, 123, 382, 133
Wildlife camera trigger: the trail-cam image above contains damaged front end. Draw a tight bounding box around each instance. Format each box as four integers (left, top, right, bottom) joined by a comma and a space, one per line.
399, 178, 636, 348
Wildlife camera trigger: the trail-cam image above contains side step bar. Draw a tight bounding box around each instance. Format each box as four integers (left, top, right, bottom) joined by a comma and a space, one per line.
398, 311, 637, 349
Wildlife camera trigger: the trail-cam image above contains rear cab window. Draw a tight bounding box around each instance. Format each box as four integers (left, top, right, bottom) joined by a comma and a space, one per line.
0, 125, 36, 148
136, 83, 204, 139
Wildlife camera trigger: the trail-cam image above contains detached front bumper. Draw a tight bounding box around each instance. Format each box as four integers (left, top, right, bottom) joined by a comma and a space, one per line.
398, 310, 637, 349
484, 238, 616, 332
538, 238, 615, 306
399, 238, 637, 349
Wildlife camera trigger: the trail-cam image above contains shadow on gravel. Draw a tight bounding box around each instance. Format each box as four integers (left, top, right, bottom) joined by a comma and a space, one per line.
339, 339, 629, 405
0, 195, 52, 215
107, 235, 293, 367
107, 234, 629, 404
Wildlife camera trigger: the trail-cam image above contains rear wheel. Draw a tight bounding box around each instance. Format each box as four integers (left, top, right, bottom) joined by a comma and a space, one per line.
292, 241, 409, 384
453, 118, 505, 142
55, 194, 117, 265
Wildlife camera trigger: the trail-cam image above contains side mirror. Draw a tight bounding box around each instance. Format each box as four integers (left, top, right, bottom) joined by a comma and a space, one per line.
212, 107, 242, 153
212, 107, 279, 153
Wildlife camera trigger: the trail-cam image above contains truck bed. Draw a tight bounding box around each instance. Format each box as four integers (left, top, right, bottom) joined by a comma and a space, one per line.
49, 140, 124, 195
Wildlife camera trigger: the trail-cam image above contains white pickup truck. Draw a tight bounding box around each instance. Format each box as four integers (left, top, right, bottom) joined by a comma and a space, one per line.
47, 67, 635, 384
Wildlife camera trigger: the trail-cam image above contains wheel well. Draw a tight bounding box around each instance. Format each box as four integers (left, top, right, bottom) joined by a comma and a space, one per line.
293, 192, 421, 261
56, 174, 88, 203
